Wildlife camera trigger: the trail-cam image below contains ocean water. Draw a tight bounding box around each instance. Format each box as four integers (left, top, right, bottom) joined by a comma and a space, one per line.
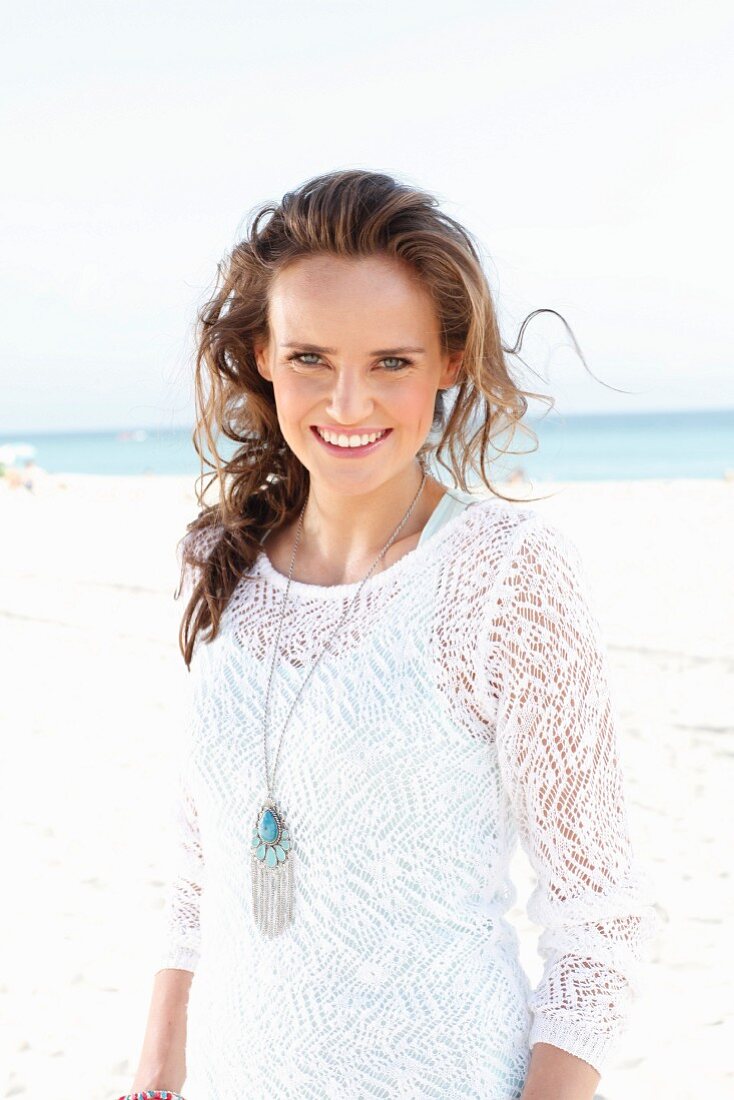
1, 408, 732, 481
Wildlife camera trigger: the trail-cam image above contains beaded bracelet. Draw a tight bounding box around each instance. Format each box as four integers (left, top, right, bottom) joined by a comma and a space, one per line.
115, 1092, 186, 1099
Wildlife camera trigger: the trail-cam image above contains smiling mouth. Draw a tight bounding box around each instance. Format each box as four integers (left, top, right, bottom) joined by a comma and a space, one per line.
312, 426, 392, 450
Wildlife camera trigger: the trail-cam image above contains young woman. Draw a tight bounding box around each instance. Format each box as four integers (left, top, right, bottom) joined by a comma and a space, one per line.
128, 170, 656, 1100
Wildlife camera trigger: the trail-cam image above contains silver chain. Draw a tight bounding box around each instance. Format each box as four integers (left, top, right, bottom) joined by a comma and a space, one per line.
262, 464, 428, 798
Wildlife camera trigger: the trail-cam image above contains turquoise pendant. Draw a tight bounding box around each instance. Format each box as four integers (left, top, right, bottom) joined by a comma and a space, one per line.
250, 796, 294, 936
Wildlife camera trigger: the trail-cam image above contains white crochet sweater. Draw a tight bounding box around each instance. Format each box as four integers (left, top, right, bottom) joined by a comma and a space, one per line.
157, 492, 656, 1100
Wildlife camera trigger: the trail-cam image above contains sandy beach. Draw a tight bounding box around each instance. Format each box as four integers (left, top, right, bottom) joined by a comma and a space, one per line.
1, 472, 731, 1099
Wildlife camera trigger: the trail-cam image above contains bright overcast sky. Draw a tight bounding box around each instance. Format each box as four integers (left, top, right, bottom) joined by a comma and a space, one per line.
2, 0, 732, 432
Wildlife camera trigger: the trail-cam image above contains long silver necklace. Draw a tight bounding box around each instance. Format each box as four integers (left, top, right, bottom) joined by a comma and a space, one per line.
250, 465, 428, 937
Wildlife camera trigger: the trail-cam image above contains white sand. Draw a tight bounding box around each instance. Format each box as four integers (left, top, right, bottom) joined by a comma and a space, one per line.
1, 473, 731, 1099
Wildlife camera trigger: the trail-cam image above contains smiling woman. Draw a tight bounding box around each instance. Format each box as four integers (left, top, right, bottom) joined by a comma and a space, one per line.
128, 170, 657, 1100
251, 251, 464, 554
177, 171, 562, 621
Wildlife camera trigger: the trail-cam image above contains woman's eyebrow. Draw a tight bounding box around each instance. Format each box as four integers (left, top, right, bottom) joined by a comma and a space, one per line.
281, 342, 426, 356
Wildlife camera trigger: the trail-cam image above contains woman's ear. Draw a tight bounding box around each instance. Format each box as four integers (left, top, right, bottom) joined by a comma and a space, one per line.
254, 342, 272, 382
439, 349, 463, 389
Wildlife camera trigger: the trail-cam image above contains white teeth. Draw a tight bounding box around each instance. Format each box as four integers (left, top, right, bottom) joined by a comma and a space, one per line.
316, 428, 387, 448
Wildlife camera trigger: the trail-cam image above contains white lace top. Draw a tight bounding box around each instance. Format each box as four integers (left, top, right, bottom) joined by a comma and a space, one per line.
157, 489, 656, 1100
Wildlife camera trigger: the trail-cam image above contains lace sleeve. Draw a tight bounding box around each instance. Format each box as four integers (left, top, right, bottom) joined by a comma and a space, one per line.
486, 516, 658, 1074
175, 520, 224, 607
156, 744, 204, 974
154, 524, 221, 973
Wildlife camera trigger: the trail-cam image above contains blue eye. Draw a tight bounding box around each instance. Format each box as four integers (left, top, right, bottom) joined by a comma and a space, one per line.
290, 353, 322, 366
287, 352, 410, 371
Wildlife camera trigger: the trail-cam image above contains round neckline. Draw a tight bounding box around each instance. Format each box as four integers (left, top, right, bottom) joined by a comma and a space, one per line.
254, 490, 490, 599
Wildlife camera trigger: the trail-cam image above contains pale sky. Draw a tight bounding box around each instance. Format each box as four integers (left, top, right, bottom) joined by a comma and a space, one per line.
2, 0, 732, 433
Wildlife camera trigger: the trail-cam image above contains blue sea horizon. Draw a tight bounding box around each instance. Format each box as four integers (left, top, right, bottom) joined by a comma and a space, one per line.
1, 408, 732, 481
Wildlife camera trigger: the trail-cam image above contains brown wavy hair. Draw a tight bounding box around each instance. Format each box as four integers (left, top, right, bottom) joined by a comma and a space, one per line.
177, 168, 600, 668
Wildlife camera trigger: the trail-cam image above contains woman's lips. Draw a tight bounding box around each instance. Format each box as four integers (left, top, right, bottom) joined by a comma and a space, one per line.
310, 426, 393, 457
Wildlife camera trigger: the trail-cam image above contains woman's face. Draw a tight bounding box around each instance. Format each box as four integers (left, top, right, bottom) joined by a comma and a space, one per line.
255, 253, 462, 496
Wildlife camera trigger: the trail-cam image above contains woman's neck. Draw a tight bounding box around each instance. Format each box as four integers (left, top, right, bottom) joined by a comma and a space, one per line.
267, 466, 448, 586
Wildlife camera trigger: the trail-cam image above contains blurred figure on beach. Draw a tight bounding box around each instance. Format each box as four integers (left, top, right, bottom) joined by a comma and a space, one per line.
1, 458, 48, 493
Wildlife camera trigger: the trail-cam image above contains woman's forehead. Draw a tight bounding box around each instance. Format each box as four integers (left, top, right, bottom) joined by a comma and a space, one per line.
268, 256, 437, 334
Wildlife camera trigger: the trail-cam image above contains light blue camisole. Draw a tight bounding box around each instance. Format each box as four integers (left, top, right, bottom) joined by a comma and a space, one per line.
417, 487, 479, 547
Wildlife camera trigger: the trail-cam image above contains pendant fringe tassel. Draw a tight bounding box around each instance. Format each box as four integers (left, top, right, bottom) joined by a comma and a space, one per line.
251, 851, 294, 937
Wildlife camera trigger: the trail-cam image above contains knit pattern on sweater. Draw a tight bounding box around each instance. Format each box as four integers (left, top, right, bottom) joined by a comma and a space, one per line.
157, 497, 657, 1099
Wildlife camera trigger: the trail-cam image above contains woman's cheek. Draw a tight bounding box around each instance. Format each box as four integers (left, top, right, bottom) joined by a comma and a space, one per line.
390, 381, 437, 438
273, 379, 310, 441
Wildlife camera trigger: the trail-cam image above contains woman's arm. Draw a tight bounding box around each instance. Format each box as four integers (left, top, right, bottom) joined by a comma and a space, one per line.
131, 673, 205, 1090
483, 516, 659, 1086
130, 750, 204, 1091
131, 967, 193, 1092
520, 1042, 600, 1100
128, 528, 214, 1093
129, 755, 202, 1093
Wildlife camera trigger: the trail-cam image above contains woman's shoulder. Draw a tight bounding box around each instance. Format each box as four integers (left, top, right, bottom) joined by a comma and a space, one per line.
458, 491, 544, 550
462, 498, 598, 638
447, 493, 584, 589
465, 493, 574, 548
179, 518, 226, 560
176, 518, 227, 601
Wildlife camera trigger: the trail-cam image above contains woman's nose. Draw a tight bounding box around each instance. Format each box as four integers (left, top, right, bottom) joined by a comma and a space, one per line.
325, 372, 374, 424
